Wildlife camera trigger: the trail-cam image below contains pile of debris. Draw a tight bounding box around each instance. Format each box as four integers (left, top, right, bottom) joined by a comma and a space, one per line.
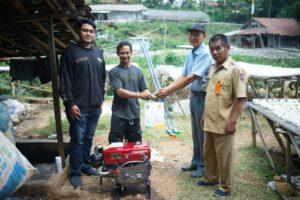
156, 65, 189, 104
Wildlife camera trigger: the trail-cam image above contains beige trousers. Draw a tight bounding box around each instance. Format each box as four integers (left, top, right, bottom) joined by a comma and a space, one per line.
203, 131, 234, 192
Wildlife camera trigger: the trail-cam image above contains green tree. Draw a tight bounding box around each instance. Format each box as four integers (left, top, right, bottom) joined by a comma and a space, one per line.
89, 0, 102, 4
209, 0, 250, 23
143, 0, 163, 8
182, 0, 199, 10
254, 0, 300, 20
209, 0, 300, 23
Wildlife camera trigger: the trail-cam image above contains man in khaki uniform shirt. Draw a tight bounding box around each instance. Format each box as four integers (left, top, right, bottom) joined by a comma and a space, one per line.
197, 34, 246, 198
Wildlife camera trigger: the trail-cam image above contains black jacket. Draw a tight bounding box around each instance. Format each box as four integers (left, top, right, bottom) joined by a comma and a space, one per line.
60, 43, 106, 112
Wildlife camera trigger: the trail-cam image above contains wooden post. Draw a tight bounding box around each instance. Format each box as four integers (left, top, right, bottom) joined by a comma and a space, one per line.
266, 119, 286, 153
249, 108, 276, 171
280, 79, 284, 98
259, 34, 264, 48
264, 80, 269, 99
250, 108, 257, 147
296, 77, 299, 98
286, 137, 291, 183
47, 15, 65, 167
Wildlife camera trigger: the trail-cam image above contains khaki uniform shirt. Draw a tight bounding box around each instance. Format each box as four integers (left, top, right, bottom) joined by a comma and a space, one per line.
204, 57, 246, 134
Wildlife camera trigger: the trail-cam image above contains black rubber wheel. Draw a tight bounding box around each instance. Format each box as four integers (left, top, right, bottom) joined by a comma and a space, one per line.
113, 186, 121, 200
146, 181, 151, 199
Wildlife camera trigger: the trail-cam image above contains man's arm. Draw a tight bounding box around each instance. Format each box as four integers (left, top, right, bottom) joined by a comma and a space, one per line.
156, 53, 212, 99
60, 49, 82, 120
225, 98, 245, 134
225, 66, 247, 134
115, 88, 154, 100
156, 74, 197, 98
101, 57, 106, 100
60, 50, 75, 107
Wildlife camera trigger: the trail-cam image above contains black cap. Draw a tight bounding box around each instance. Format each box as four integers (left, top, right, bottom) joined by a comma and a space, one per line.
187, 23, 206, 33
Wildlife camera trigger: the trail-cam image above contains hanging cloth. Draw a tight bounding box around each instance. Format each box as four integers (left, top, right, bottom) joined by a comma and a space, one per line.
9, 59, 37, 81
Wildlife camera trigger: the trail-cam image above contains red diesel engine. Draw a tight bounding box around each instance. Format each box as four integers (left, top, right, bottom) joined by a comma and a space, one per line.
91, 142, 152, 199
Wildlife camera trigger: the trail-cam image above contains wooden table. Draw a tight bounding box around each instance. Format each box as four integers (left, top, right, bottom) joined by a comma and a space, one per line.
247, 101, 300, 183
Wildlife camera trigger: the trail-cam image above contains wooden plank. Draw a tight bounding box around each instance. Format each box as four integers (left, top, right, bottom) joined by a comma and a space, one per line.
264, 80, 269, 99
287, 132, 300, 158
286, 138, 291, 183
47, 16, 65, 167
296, 78, 299, 98
266, 118, 287, 153
250, 107, 257, 147
60, 18, 79, 40
0, 46, 18, 55
44, 0, 79, 41
0, 34, 34, 53
247, 102, 300, 136
8, 0, 66, 49
23, 32, 49, 53
249, 108, 277, 171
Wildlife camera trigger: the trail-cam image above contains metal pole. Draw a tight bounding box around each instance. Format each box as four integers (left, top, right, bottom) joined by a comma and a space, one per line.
47, 15, 65, 167
140, 38, 177, 135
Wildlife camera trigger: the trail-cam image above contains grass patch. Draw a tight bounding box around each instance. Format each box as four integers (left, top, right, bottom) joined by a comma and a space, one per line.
236, 146, 285, 183
177, 146, 284, 200
32, 116, 69, 137
95, 112, 111, 136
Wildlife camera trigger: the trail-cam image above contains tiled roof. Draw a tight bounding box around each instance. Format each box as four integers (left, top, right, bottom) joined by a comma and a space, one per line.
232, 18, 300, 36
252, 18, 300, 36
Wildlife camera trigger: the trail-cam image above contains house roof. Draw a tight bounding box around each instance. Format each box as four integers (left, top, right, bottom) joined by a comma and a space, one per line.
253, 18, 300, 36
238, 28, 267, 35
0, 0, 93, 58
236, 18, 300, 36
90, 4, 147, 13
143, 10, 209, 22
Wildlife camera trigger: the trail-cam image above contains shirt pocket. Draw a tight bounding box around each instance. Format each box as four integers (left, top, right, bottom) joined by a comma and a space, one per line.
220, 79, 232, 100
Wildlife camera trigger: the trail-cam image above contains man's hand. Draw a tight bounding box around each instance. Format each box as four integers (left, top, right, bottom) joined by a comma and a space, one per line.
140, 92, 156, 101
200, 115, 205, 128
70, 105, 82, 120
156, 87, 171, 99
225, 120, 237, 134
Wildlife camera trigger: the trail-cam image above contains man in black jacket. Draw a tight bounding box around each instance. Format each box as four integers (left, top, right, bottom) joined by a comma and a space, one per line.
60, 18, 106, 189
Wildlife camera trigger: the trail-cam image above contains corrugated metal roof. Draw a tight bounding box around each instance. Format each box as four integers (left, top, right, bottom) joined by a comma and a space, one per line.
90, 4, 147, 12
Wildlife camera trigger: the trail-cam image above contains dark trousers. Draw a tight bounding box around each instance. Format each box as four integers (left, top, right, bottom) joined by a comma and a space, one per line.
108, 115, 142, 144
190, 92, 206, 168
66, 107, 101, 176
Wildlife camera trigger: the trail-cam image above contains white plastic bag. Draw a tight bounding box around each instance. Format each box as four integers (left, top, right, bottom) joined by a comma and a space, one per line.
0, 131, 37, 199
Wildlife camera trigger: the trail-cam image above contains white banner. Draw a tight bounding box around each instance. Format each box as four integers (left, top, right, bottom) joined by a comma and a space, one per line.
144, 102, 165, 129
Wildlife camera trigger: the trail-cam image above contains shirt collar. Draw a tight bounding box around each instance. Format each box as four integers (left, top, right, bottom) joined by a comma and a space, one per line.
212, 56, 233, 72
192, 42, 205, 55
222, 56, 233, 69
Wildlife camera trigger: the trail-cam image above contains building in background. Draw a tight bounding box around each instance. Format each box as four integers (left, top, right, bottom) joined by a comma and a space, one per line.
226, 18, 300, 48
90, 4, 147, 22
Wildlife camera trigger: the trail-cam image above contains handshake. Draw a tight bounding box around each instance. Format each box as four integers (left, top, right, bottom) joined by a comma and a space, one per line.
140, 87, 170, 101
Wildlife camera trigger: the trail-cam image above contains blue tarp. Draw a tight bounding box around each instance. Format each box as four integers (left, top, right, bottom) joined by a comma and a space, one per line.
0, 106, 15, 143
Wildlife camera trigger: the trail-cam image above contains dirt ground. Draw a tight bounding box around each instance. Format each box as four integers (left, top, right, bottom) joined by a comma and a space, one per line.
15, 102, 280, 200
